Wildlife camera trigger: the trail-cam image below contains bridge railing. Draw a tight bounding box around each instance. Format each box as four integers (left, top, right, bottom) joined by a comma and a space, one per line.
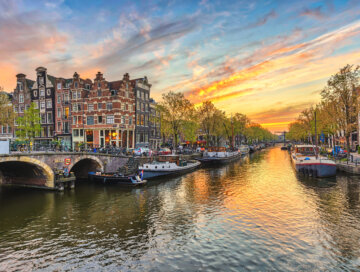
9, 142, 133, 156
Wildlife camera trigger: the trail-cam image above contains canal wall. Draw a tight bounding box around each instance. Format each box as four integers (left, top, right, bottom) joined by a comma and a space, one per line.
337, 162, 360, 175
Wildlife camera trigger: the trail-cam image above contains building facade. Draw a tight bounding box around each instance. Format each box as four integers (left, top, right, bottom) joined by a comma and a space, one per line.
30, 67, 56, 145
132, 77, 151, 147
71, 72, 136, 149
149, 98, 161, 149
54, 77, 73, 149
13, 73, 34, 139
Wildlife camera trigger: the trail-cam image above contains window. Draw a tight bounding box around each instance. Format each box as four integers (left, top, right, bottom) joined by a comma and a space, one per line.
40, 101, 45, 110
41, 113, 46, 124
129, 117, 132, 125
34, 90, 38, 97
17, 82, 23, 91
64, 93, 69, 102
19, 94, 24, 103
137, 90, 140, 98
80, 129, 83, 137
75, 82, 78, 88
78, 116, 82, 124
47, 112, 53, 123
85, 84, 90, 90
72, 103, 77, 112
88, 104, 94, 112
58, 122, 61, 131
72, 91, 77, 99
57, 108, 61, 118
77, 91, 81, 99
57, 95, 61, 103
19, 105, 24, 113
106, 103, 112, 110
40, 89, 45, 97
136, 114, 140, 125
46, 100, 52, 109
106, 115, 114, 124
46, 89, 51, 95
121, 116, 125, 124
121, 103, 125, 111
73, 129, 79, 137
142, 103, 145, 111
141, 114, 144, 126
73, 116, 77, 125
97, 89, 101, 96
39, 77, 44, 85
77, 104, 81, 111
98, 116, 103, 123
57, 83, 62, 90
63, 122, 69, 133
87, 116, 94, 125
136, 101, 140, 110
97, 82, 101, 88
98, 103, 102, 110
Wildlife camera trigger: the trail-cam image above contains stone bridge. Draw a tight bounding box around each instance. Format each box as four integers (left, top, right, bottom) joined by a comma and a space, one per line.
0, 152, 129, 190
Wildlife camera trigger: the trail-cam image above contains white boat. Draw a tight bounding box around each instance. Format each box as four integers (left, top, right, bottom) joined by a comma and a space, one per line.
197, 147, 241, 164
239, 145, 250, 155
290, 145, 336, 177
139, 155, 200, 179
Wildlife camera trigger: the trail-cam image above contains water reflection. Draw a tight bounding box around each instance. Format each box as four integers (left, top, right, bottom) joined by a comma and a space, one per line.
1, 148, 360, 271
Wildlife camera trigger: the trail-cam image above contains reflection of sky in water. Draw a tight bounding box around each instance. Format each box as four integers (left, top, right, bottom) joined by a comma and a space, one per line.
1, 147, 360, 271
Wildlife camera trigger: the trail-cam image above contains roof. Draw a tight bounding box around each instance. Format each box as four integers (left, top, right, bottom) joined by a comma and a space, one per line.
25, 79, 35, 89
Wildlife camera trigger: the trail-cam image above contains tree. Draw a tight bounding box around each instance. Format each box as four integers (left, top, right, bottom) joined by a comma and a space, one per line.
182, 107, 199, 144
16, 102, 41, 144
321, 64, 359, 158
157, 91, 193, 147
0, 87, 15, 130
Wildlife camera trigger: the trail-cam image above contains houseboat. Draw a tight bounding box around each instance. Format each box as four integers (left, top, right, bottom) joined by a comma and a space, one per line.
138, 155, 201, 179
290, 145, 336, 178
197, 147, 241, 164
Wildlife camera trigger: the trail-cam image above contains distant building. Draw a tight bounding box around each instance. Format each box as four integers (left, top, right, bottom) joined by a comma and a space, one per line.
12, 73, 34, 140
0, 91, 14, 141
149, 98, 161, 149
132, 77, 151, 147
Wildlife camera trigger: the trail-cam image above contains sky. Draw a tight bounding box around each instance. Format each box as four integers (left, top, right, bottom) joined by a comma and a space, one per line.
1, 0, 360, 132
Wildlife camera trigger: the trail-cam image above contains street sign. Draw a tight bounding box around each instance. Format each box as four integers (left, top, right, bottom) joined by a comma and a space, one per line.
64, 158, 71, 165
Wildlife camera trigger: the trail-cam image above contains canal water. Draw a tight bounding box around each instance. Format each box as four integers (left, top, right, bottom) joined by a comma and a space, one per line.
1, 147, 360, 271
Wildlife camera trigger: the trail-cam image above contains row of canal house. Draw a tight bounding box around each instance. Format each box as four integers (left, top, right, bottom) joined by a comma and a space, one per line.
11, 67, 162, 150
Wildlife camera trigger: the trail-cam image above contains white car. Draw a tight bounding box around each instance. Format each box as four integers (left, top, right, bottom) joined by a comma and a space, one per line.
133, 147, 150, 156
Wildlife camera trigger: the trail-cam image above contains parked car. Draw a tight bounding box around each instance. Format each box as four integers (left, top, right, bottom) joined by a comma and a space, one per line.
158, 148, 171, 155
133, 147, 150, 156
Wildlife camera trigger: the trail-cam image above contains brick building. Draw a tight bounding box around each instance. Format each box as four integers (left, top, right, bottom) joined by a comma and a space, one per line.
12, 73, 34, 139
71, 72, 136, 149
54, 76, 73, 149
30, 67, 56, 145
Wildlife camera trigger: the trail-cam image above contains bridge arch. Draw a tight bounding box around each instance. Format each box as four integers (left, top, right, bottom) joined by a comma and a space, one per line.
0, 156, 54, 188
68, 155, 104, 179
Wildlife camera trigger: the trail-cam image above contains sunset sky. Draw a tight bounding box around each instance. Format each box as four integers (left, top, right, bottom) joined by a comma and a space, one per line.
1, 0, 360, 132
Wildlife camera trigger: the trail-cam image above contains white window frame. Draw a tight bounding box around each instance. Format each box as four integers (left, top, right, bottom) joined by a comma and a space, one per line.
106, 115, 114, 124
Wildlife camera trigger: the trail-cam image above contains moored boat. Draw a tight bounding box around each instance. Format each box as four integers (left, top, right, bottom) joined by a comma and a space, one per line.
239, 145, 250, 155
88, 171, 147, 186
290, 145, 336, 178
139, 155, 201, 179
197, 147, 241, 164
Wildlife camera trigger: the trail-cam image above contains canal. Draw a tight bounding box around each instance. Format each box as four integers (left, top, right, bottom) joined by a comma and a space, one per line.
1, 147, 360, 271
